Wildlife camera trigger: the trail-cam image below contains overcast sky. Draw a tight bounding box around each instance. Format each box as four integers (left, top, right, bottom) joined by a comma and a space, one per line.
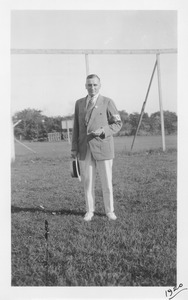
11, 10, 177, 117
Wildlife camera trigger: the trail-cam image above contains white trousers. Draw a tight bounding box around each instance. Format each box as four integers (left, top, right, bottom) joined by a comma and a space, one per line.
79, 145, 114, 214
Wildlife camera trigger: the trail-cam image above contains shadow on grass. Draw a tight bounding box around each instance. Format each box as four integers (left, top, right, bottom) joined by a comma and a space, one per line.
11, 205, 106, 217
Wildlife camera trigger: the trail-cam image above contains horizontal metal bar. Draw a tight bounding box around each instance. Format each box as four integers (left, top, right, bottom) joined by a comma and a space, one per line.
11, 48, 177, 55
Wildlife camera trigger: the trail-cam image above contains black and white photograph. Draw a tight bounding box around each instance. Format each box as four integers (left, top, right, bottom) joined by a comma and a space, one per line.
1, 1, 188, 299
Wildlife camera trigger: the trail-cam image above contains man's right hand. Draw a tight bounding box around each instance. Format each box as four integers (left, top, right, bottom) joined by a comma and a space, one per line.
71, 151, 78, 159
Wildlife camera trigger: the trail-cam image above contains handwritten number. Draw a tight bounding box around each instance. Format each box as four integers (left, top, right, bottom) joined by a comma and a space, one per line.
165, 283, 188, 300
167, 289, 173, 297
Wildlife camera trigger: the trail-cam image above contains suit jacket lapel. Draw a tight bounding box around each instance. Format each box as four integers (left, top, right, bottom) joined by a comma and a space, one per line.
87, 95, 103, 127
81, 96, 87, 118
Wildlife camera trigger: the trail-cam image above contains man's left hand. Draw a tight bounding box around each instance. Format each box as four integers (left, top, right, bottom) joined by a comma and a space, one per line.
91, 128, 105, 138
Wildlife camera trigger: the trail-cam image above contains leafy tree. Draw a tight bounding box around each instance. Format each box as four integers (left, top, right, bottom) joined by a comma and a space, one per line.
13, 108, 46, 140
150, 111, 177, 135
119, 110, 129, 123
12, 108, 177, 140
139, 113, 151, 135
163, 111, 177, 134
129, 113, 141, 135
149, 112, 161, 135
118, 110, 132, 136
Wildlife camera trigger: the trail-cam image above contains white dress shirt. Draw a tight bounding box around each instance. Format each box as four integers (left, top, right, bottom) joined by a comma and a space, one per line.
86, 93, 99, 108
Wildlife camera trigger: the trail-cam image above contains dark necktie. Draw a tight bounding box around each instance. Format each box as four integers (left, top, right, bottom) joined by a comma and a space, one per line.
85, 97, 95, 125
87, 97, 94, 110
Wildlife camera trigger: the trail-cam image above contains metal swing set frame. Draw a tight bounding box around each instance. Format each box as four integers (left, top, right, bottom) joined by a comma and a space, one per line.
11, 48, 177, 153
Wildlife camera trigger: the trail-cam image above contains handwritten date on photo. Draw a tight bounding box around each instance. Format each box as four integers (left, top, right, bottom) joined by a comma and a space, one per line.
165, 283, 188, 300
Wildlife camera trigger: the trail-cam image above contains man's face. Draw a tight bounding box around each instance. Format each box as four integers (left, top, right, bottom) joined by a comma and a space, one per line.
85, 77, 101, 97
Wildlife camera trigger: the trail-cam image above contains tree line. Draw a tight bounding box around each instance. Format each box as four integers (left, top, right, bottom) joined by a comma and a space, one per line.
13, 108, 177, 141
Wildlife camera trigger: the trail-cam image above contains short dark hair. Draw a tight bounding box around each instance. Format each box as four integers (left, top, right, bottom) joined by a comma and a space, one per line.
86, 74, 100, 81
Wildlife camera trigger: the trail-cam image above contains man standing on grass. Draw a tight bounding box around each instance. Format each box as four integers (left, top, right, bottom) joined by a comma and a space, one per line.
71, 74, 122, 221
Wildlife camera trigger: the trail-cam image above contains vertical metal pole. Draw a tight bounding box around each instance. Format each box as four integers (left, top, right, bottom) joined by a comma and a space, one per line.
156, 54, 166, 151
85, 54, 90, 76
66, 120, 70, 144
11, 119, 22, 162
11, 120, 15, 163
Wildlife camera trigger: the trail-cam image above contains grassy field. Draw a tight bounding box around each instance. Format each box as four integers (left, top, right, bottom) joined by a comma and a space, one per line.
11, 135, 177, 286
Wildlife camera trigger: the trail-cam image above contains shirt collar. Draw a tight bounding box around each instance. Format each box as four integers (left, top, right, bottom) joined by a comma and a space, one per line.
87, 93, 99, 105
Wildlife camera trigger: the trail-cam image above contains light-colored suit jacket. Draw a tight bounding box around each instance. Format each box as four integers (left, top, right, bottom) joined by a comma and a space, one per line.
71, 95, 122, 161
